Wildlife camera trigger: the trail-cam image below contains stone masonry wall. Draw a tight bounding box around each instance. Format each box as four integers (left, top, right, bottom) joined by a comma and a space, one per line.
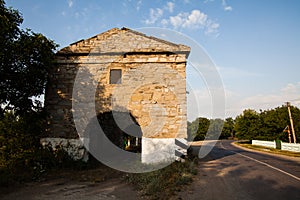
45, 28, 189, 140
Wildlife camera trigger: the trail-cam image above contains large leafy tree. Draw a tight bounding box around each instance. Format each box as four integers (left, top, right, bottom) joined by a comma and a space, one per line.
234, 109, 261, 140
188, 117, 210, 141
0, 0, 57, 115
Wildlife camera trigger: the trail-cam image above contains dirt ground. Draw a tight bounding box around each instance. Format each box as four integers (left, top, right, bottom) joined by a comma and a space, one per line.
0, 144, 204, 200
0, 164, 142, 200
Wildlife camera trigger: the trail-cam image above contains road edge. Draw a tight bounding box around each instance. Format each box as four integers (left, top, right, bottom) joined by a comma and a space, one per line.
231, 141, 300, 161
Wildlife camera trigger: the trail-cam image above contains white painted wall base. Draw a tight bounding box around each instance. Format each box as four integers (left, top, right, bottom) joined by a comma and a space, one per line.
281, 142, 300, 152
252, 140, 276, 149
40, 137, 188, 164
40, 138, 88, 162
142, 138, 175, 164
141, 138, 188, 164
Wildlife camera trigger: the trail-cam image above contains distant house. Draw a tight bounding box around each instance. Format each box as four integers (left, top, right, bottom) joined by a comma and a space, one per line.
43, 27, 190, 163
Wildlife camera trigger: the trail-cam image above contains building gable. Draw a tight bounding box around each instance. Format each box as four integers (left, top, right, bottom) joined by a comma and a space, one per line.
57, 27, 190, 56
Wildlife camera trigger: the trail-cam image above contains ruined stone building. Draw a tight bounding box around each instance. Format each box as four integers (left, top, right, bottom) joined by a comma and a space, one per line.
43, 27, 190, 163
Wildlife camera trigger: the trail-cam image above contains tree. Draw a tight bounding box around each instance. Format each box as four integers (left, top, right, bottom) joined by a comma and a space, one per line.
0, 0, 57, 116
233, 106, 300, 141
234, 109, 261, 140
187, 117, 210, 141
0, 1, 59, 184
221, 117, 235, 139
260, 105, 300, 142
207, 118, 224, 139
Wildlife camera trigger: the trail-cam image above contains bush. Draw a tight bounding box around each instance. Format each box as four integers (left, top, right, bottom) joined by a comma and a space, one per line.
0, 111, 86, 186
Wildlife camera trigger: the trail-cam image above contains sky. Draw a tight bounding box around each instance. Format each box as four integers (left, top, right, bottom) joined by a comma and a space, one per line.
5, 0, 300, 120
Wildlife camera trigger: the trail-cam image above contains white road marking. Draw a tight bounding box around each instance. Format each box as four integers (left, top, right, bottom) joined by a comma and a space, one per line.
220, 141, 300, 182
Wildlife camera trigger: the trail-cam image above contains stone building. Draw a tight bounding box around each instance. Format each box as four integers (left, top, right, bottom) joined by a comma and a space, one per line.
43, 27, 190, 163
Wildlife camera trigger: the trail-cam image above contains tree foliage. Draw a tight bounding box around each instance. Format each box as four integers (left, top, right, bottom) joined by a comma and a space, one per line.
221, 117, 235, 139
234, 109, 261, 140
0, 0, 57, 115
234, 105, 300, 142
207, 118, 224, 140
188, 117, 209, 141
0, 1, 62, 185
188, 117, 225, 141
188, 105, 300, 142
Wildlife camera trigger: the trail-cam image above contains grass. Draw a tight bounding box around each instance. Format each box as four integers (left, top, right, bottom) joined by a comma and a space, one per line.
126, 158, 198, 199
235, 141, 300, 157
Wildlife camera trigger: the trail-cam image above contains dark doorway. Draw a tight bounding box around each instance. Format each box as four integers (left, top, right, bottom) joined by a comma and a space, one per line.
96, 111, 142, 152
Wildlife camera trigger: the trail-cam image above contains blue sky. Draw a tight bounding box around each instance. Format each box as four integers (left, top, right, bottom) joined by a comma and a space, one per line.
6, 0, 300, 120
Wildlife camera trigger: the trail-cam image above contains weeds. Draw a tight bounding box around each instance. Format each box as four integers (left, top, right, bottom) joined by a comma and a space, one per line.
126, 158, 198, 199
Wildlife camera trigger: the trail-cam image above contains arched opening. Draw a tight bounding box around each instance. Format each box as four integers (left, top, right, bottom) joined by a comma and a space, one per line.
96, 111, 142, 152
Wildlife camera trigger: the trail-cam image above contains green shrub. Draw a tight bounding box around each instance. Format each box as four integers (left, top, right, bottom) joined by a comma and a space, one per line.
0, 111, 86, 186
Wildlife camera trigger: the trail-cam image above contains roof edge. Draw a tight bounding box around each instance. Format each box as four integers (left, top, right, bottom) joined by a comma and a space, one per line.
57, 27, 191, 55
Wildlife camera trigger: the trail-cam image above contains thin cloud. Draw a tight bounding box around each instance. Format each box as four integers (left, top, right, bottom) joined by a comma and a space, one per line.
217, 66, 262, 79
136, 0, 142, 11
144, 8, 164, 24
223, 6, 232, 11
142, 6, 219, 35
165, 2, 175, 13
67, 0, 73, 8
204, 0, 233, 11
144, 2, 174, 25
227, 82, 300, 117
222, 0, 233, 11
170, 10, 207, 28
205, 19, 220, 35
161, 18, 169, 26
168, 10, 219, 34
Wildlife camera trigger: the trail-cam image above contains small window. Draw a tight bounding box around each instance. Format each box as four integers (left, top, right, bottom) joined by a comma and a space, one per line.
109, 69, 122, 84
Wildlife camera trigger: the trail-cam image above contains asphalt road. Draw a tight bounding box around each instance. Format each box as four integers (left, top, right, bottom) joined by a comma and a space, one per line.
178, 140, 300, 200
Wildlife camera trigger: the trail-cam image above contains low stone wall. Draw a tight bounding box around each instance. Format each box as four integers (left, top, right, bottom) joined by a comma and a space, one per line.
252, 140, 276, 149
281, 142, 300, 153
40, 138, 88, 161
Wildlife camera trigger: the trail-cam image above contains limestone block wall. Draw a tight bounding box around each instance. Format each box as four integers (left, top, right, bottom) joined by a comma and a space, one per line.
45, 28, 190, 143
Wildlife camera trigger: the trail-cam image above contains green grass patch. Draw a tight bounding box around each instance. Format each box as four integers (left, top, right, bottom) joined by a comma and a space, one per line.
126, 158, 198, 199
236, 142, 300, 157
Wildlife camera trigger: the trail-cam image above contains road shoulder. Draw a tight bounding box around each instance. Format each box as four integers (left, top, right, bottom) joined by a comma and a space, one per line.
232, 141, 300, 162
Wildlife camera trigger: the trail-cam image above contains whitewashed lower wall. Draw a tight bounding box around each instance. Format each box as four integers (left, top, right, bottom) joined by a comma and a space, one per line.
281, 142, 300, 153
141, 138, 188, 164
142, 138, 175, 163
252, 140, 276, 149
41, 137, 188, 164
40, 138, 88, 161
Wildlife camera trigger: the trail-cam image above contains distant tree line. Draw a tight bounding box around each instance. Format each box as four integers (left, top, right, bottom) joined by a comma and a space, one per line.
188, 105, 300, 142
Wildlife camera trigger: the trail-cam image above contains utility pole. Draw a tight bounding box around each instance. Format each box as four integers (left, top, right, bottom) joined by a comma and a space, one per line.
287, 102, 297, 144
283, 125, 292, 143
